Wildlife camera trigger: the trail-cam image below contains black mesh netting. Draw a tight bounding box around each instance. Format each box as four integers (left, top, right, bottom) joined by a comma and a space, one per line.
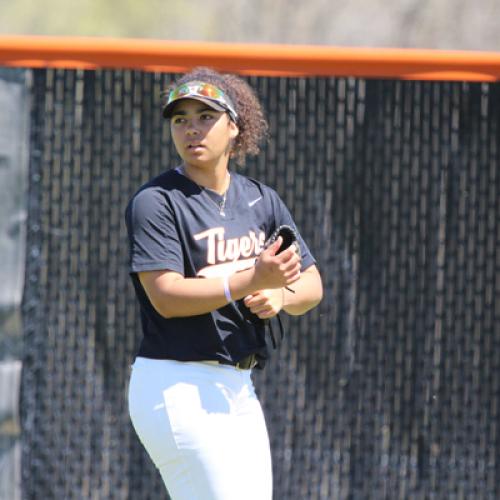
20, 68, 500, 499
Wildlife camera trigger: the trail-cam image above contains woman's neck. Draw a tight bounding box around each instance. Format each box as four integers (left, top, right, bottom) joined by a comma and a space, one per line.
180, 164, 230, 194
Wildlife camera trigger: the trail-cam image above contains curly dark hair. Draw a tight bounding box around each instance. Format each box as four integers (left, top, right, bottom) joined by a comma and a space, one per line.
164, 67, 268, 165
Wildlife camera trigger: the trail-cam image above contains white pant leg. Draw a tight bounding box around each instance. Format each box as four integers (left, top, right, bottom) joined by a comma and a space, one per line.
128, 358, 273, 500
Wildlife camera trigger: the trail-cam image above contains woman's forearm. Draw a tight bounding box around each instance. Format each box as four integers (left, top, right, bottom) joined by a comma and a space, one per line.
282, 265, 323, 316
139, 268, 257, 319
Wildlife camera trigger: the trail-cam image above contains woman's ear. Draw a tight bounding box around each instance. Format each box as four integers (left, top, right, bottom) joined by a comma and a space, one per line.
229, 119, 239, 140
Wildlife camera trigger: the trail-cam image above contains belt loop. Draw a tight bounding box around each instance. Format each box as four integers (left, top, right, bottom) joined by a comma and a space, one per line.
236, 353, 257, 370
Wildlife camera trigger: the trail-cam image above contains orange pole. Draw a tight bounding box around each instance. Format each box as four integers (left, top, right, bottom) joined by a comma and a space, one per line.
1, 35, 500, 81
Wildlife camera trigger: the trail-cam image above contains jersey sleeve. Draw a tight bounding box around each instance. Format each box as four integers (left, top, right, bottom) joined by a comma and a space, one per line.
271, 193, 316, 271
125, 187, 184, 275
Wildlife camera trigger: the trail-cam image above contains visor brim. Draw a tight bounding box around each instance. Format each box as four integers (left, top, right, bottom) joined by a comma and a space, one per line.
162, 96, 228, 119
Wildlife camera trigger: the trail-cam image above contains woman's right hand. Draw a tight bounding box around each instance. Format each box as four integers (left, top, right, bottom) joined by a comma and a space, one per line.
252, 237, 301, 291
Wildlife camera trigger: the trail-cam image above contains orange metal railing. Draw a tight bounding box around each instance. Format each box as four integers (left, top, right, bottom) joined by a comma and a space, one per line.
0, 35, 500, 81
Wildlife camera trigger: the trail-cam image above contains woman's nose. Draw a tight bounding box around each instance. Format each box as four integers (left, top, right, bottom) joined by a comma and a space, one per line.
186, 122, 199, 136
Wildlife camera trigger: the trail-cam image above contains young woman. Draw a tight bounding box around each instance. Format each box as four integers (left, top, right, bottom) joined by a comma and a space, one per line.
125, 67, 323, 500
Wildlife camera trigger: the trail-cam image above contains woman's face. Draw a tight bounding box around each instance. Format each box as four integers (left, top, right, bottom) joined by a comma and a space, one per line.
170, 99, 239, 170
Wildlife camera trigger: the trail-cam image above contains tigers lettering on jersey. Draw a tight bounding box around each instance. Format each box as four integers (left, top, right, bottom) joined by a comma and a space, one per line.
194, 227, 266, 278
194, 227, 266, 264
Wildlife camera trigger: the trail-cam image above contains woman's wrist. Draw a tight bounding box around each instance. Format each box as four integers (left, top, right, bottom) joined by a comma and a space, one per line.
223, 276, 233, 303
280, 287, 286, 309
226, 267, 258, 302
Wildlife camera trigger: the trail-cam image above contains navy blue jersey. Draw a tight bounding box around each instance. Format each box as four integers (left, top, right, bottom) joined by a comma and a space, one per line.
125, 168, 316, 365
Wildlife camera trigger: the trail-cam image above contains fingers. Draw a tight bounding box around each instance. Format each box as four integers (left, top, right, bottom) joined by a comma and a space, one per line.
266, 236, 283, 256
254, 238, 301, 290
243, 292, 267, 307
277, 249, 301, 283
244, 290, 280, 319
276, 244, 300, 262
265, 237, 298, 258
255, 308, 279, 319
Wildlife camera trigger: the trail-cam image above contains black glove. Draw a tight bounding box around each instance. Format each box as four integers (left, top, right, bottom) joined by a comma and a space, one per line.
263, 224, 301, 261
263, 224, 301, 293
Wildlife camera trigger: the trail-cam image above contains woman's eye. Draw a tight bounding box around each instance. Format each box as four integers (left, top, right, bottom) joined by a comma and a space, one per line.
200, 113, 214, 121
172, 117, 186, 124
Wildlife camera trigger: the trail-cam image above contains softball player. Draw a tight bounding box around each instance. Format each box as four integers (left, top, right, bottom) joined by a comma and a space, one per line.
125, 67, 323, 500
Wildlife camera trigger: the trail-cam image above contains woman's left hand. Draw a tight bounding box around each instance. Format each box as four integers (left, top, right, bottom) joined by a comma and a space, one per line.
243, 288, 284, 319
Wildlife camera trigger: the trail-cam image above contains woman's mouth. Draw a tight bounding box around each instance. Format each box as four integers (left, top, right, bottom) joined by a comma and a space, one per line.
186, 144, 207, 157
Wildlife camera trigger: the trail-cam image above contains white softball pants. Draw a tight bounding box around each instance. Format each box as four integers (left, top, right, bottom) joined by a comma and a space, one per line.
128, 357, 273, 500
